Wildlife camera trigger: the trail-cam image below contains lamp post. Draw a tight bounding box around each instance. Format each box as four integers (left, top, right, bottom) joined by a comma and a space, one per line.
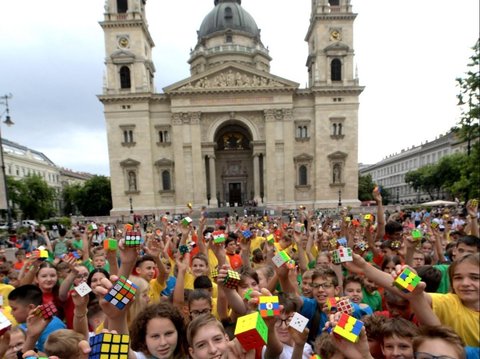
338, 189, 342, 207
129, 196, 133, 214
0, 94, 14, 232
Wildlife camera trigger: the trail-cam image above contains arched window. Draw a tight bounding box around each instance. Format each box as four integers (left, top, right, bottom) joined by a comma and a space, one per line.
329, 0, 340, 6
162, 170, 171, 190
120, 66, 131, 89
302, 126, 308, 138
299, 165, 308, 186
331, 59, 342, 81
332, 123, 337, 135
117, 0, 128, 13
224, 7, 233, 19
338, 123, 343, 135
297, 126, 302, 138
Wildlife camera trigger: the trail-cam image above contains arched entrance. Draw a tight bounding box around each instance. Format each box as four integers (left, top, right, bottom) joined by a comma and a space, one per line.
213, 122, 253, 207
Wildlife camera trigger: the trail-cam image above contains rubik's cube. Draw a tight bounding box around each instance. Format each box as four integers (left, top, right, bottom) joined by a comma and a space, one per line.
411, 229, 422, 241
181, 217, 192, 226
294, 223, 304, 233
352, 219, 361, 227
272, 250, 291, 267
337, 237, 347, 247
32, 249, 49, 260
34, 302, 57, 319
223, 269, 241, 289
391, 240, 401, 249
0, 311, 12, 335
336, 298, 354, 314
355, 241, 369, 252
393, 268, 421, 293
178, 244, 191, 255
242, 230, 253, 239
89, 332, 130, 359
326, 297, 337, 312
124, 223, 133, 232
329, 238, 338, 250
124, 231, 142, 247
310, 355, 322, 359
332, 313, 363, 343
211, 268, 219, 280
266, 234, 275, 244
104, 238, 118, 251
244, 288, 253, 301
258, 296, 280, 317
68, 251, 81, 260
104, 276, 138, 310
212, 230, 226, 244
331, 247, 353, 264
234, 312, 268, 351
286, 259, 296, 269
364, 214, 373, 222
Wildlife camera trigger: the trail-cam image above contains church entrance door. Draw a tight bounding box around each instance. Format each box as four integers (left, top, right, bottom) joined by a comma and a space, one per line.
228, 182, 242, 206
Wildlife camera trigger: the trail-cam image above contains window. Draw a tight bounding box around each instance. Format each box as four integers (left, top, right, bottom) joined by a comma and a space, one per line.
159, 130, 170, 143
296, 126, 308, 139
226, 34, 233, 43
299, 165, 307, 186
120, 66, 131, 89
155, 125, 172, 146
329, 0, 340, 5
330, 118, 345, 138
117, 0, 128, 13
123, 130, 134, 143
224, 7, 233, 19
162, 170, 171, 191
331, 59, 342, 81
295, 121, 310, 140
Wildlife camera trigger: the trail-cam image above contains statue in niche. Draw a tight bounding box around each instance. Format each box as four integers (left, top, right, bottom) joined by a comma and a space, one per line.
128, 171, 137, 191
223, 133, 244, 150
333, 164, 341, 183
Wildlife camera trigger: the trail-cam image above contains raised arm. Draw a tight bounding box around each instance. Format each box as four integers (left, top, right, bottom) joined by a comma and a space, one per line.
373, 187, 386, 241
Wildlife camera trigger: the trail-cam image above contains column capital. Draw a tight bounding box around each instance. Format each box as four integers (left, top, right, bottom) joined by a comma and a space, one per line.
208, 154, 216, 160
252, 153, 262, 158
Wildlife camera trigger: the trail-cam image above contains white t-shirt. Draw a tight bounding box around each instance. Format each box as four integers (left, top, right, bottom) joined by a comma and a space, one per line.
262, 342, 313, 359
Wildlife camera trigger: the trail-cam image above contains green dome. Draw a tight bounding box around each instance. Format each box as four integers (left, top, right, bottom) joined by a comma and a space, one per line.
198, 0, 260, 38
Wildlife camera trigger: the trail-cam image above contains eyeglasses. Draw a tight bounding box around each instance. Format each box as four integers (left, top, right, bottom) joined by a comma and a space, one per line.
76, 273, 89, 279
190, 308, 211, 317
274, 316, 293, 327
310, 282, 334, 289
414, 353, 457, 359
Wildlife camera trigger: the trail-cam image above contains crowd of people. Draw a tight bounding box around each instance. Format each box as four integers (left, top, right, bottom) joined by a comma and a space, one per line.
0, 189, 478, 359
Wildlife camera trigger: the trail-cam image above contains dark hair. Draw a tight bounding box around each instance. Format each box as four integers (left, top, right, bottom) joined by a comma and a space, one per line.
187, 289, 212, 308
363, 315, 387, 341
343, 274, 364, 290
381, 317, 418, 341
8, 284, 43, 306
58, 227, 67, 237
135, 254, 156, 268
187, 314, 225, 348
130, 302, 187, 357
381, 255, 401, 271
385, 221, 403, 235
416, 265, 442, 292
193, 275, 213, 290
238, 266, 259, 287
412, 325, 466, 359
311, 268, 339, 287
278, 292, 302, 314
456, 235, 480, 251
87, 268, 110, 287
225, 237, 236, 247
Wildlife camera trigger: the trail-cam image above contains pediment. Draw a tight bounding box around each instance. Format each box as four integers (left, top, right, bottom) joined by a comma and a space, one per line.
164, 62, 299, 93
294, 153, 314, 162
120, 158, 140, 167
324, 42, 350, 53
327, 151, 348, 160
111, 50, 136, 64
155, 158, 174, 167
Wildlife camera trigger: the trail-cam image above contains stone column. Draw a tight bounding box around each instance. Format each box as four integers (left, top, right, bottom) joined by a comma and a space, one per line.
283, 109, 294, 203
208, 155, 217, 207
264, 109, 276, 203
190, 112, 206, 205
171, 113, 185, 206
253, 153, 261, 203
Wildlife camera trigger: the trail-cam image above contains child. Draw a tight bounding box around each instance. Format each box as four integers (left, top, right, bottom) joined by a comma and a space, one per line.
381, 317, 418, 359
43, 329, 90, 359
129, 302, 188, 359
412, 325, 467, 359
7, 284, 66, 352
187, 313, 230, 359
2, 326, 26, 359
342, 274, 373, 315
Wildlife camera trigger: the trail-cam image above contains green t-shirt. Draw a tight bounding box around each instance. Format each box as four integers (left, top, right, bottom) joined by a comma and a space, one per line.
433, 264, 450, 294
362, 288, 382, 311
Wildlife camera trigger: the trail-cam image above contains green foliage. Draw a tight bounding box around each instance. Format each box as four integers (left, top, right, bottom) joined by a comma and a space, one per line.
454, 40, 480, 155
72, 176, 112, 216
7, 174, 56, 220
62, 183, 83, 215
358, 174, 392, 205
405, 165, 440, 200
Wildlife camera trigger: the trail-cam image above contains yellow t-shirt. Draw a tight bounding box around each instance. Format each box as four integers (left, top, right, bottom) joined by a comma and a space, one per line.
250, 236, 265, 253
0, 283, 15, 307
431, 292, 479, 347
184, 272, 218, 299
148, 278, 167, 304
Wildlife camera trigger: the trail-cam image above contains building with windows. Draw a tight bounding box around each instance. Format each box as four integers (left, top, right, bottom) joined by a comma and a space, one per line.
99, 0, 363, 216
359, 131, 467, 205
2, 138, 93, 217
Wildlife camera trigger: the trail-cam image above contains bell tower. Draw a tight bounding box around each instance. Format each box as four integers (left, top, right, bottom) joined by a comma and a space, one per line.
305, 0, 358, 88
100, 0, 155, 94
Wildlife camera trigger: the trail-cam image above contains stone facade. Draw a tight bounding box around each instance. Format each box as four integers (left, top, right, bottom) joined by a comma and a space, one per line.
99, 0, 363, 216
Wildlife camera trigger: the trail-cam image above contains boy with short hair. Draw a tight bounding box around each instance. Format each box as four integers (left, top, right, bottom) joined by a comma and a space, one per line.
8, 284, 66, 353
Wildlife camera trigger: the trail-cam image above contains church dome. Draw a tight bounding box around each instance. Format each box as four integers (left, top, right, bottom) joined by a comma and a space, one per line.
198, 0, 260, 39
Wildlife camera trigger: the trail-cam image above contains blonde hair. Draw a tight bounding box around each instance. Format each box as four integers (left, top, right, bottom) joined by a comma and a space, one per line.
127, 275, 150, 325
44, 329, 84, 359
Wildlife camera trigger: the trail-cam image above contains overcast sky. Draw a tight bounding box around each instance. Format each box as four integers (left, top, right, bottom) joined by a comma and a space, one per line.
0, 1, 478, 176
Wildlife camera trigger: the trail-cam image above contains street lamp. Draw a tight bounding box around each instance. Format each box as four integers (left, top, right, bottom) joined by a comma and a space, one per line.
0, 94, 14, 231
338, 189, 342, 207
129, 196, 134, 214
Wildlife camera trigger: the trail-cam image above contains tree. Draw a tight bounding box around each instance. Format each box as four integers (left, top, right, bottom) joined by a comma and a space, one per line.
454, 40, 480, 156
75, 176, 112, 216
358, 174, 392, 205
405, 165, 441, 200
7, 174, 56, 220
62, 183, 83, 215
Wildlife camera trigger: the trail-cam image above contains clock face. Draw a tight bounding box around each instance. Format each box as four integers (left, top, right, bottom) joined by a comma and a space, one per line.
330, 30, 341, 41
119, 37, 129, 48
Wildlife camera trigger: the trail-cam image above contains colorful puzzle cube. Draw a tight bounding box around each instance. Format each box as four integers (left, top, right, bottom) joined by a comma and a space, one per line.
329, 238, 338, 250
234, 312, 268, 351
223, 269, 241, 289
354, 240, 369, 252
336, 298, 354, 314
272, 250, 291, 267
244, 288, 253, 301
331, 247, 353, 264
104, 238, 118, 251
88, 223, 98, 231
332, 313, 364, 343
0, 311, 12, 335
68, 251, 81, 260
104, 276, 138, 310
294, 223, 304, 233
33, 249, 49, 260
178, 244, 191, 255
337, 237, 347, 247
34, 302, 57, 319
326, 297, 337, 312
310, 355, 322, 359
89, 332, 129, 359
212, 230, 226, 244
242, 230, 253, 239
124, 231, 142, 247
286, 259, 296, 269
289, 312, 309, 332
181, 217, 192, 226
266, 234, 275, 244
258, 296, 280, 317
393, 268, 421, 293
411, 229, 422, 241
211, 269, 219, 280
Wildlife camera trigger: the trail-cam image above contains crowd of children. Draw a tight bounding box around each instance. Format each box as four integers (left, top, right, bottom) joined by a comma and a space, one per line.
0, 190, 478, 359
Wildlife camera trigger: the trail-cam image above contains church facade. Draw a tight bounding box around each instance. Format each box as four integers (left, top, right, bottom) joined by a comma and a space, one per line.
99, 0, 363, 216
